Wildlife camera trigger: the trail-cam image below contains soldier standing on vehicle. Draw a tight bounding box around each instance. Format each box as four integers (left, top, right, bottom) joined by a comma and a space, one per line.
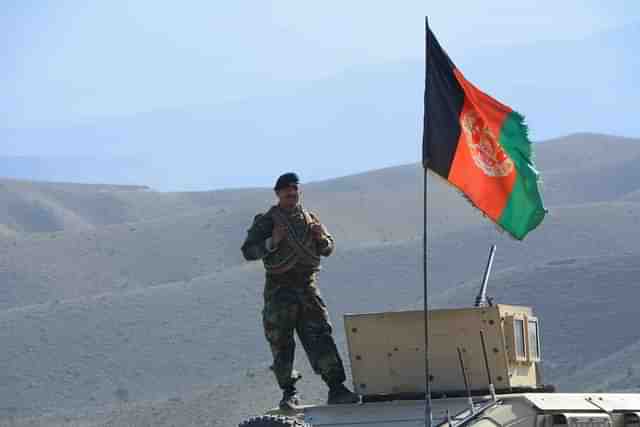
241, 172, 359, 410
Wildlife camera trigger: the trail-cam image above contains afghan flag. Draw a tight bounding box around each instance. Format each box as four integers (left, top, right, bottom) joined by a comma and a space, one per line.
423, 25, 546, 240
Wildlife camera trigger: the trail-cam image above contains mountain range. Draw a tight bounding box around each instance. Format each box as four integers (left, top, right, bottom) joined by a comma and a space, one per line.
1, 133, 640, 426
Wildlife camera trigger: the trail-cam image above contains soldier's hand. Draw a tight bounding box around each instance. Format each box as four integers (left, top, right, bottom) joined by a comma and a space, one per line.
272, 224, 287, 246
310, 223, 327, 240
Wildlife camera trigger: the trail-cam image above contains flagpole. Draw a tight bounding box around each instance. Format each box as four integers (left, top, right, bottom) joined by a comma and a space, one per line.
423, 15, 433, 427
423, 168, 432, 427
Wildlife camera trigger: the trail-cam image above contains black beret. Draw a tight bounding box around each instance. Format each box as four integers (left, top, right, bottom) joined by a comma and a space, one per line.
274, 172, 300, 191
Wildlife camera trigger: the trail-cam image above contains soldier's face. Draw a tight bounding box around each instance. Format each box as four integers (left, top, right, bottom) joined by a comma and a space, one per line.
276, 184, 300, 208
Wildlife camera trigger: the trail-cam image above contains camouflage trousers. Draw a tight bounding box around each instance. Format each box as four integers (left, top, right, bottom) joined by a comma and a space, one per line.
262, 271, 346, 391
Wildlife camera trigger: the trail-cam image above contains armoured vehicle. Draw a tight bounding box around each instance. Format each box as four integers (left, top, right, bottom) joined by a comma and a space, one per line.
239, 251, 640, 427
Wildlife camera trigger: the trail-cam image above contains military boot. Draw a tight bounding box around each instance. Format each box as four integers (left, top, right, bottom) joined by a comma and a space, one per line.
278, 370, 303, 411
327, 383, 359, 405
279, 387, 301, 411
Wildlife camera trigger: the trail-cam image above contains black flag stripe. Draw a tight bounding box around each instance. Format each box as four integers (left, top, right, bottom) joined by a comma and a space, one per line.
423, 27, 465, 178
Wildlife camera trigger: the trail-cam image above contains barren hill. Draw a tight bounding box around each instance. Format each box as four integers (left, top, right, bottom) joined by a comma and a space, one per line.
1, 133, 640, 426
2, 134, 639, 310
3, 133, 638, 234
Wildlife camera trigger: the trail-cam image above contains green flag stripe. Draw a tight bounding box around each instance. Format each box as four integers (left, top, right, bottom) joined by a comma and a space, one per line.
497, 111, 546, 239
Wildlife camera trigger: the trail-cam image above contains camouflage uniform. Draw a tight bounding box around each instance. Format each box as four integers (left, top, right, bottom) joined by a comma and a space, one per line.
241, 205, 347, 391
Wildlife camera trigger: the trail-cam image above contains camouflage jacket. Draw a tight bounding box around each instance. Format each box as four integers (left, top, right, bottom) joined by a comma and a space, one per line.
241, 205, 334, 274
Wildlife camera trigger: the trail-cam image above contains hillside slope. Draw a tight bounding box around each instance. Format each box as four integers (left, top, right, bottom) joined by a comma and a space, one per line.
3, 253, 639, 425
2, 133, 638, 234
1, 134, 639, 310
2, 199, 640, 417
1, 133, 640, 425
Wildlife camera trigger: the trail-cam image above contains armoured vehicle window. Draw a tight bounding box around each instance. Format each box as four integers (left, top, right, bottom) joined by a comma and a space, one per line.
553, 414, 611, 427
624, 413, 640, 427
528, 319, 540, 360
514, 318, 526, 359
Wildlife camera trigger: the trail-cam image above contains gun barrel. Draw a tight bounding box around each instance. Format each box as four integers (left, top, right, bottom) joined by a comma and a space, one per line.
475, 245, 496, 307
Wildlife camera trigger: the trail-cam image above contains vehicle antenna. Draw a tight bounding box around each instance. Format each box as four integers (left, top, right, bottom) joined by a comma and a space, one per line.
480, 330, 497, 402
457, 347, 474, 414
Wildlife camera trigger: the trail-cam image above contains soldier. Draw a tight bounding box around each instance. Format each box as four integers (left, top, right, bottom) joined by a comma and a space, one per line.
241, 172, 359, 410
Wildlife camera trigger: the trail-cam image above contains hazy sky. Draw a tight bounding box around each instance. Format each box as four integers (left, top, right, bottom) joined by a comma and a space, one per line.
4, 1, 639, 127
